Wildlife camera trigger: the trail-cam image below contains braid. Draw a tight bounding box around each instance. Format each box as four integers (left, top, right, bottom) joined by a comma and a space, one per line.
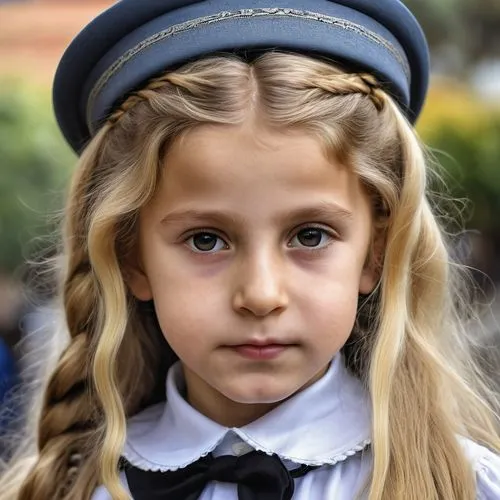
18, 132, 113, 500
108, 73, 177, 126
357, 74, 386, 111
310, 72, 386, 111
107, 66, 386, 128
18, 330, 100, 499
38, 335, 92, 449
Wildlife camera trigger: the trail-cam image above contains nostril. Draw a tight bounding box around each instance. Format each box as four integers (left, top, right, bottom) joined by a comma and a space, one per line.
233, 291, 288, 317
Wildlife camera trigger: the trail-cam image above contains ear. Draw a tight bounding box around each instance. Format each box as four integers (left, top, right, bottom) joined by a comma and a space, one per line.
359, 262, 379, 295
124, 258, 153, 301
359, 230, 385, 295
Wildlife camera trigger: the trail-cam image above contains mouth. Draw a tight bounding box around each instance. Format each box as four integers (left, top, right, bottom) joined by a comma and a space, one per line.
225, 340, 297, 361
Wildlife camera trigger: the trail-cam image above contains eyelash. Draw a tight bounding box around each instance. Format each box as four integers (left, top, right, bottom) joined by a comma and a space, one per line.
183, 225, 338, 254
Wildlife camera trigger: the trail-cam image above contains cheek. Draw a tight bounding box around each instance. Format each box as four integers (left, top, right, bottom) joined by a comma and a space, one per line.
148, 271, 224, 351
153, 297, 208, 362
152, 286, 200, 334
301, 282, 359, 328
295, 259, 363, 337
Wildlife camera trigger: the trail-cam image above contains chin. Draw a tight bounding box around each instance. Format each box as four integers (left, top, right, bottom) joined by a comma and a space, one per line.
223, 382, 300, 405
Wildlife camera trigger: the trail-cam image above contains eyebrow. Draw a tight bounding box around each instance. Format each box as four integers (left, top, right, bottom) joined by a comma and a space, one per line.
160, 202, 353, 227
285, 203, 354, 225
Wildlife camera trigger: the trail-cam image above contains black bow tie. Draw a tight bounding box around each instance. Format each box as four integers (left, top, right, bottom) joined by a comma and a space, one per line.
123, 450, 317, 500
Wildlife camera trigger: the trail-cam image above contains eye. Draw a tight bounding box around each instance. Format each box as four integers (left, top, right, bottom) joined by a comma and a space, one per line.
186, 232, 229, 253
289, 227, 333, 249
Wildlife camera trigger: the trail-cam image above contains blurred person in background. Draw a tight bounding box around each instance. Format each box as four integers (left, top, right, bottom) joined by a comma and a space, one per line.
0, 280, 21, 437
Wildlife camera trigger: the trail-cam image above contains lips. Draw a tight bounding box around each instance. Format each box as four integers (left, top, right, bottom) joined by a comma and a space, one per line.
227, 340, 295, 360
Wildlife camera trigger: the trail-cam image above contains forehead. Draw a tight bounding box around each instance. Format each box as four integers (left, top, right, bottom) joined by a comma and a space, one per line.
148, 122, 369, 216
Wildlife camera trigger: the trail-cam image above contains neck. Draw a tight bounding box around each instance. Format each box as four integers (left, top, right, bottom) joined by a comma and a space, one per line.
181, 364, 328, 427
183, 367, 281, 427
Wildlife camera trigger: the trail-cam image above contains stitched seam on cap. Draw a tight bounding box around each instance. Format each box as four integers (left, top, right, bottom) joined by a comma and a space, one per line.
87, 7, 410, 131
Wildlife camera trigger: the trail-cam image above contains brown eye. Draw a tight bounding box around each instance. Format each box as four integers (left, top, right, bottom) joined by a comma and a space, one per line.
289, 227, 333, 249
187, 232, 227, 253
297, 229, 323, 247
193, 233, 217, 251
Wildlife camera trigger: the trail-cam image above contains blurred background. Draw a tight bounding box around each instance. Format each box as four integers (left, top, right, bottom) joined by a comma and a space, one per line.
0, 0, 499, 415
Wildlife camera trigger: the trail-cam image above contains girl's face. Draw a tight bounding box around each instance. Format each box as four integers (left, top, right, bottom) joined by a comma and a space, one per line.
129, 120, 377, 426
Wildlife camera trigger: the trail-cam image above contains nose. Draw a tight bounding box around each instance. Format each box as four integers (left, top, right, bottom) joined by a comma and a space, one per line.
232, 251, 288, 317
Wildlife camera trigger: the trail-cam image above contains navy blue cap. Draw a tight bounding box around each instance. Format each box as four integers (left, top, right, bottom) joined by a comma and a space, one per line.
53, 0, 430, 153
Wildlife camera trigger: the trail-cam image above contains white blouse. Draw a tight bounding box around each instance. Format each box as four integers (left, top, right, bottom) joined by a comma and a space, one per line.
92, 356, 500, 499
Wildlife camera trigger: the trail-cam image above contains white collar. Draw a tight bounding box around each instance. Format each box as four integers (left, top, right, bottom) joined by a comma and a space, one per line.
123, 355, 372, 472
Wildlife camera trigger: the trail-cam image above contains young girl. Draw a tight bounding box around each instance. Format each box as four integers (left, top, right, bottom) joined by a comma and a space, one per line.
2, 0, 500, 499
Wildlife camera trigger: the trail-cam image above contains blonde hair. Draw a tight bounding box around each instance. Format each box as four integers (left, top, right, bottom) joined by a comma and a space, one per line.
2, 52, 499, 500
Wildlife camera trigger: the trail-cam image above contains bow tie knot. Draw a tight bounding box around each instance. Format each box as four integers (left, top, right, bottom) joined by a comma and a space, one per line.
206, 454, 239, 482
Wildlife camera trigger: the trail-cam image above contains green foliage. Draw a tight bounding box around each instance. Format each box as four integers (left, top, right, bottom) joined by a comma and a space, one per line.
418, 84, 500, 237
404, 0, 500, 68
0, 80, 75, 275
423, 116, 500, 234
